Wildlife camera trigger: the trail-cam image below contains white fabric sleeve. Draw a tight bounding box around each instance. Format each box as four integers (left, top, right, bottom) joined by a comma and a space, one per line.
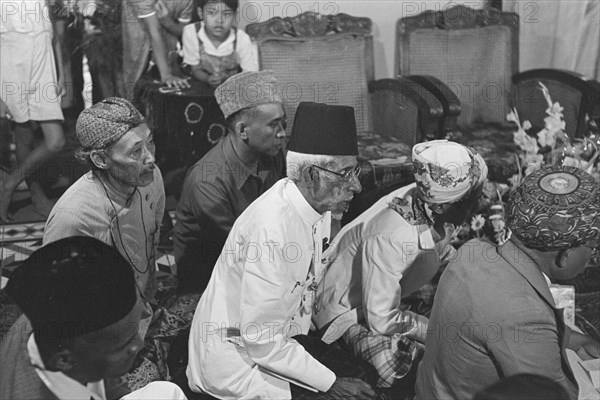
361, 235, 429, 342
240, 228, 336, 392
182, 24, 200, 66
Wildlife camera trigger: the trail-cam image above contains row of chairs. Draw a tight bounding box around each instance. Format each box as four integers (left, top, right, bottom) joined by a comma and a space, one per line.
246, 6, 600, 148
243, 6, 600, 222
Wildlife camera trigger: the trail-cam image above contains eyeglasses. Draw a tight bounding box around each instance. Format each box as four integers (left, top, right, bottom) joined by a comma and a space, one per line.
312, 165, 361, 181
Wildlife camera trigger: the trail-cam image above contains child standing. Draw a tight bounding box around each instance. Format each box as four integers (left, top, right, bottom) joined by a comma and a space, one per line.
182, 0, 258, 86
0, 0, 66, 222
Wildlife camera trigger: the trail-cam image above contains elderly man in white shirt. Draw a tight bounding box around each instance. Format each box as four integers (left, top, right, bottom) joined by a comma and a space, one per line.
313, 140, 488, 388
187, 102, 376, 399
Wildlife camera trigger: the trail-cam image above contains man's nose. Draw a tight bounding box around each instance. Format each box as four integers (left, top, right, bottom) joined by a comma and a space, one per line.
143, 145, 155, 164
275, 124, 289, 140
349, 174, 362, 193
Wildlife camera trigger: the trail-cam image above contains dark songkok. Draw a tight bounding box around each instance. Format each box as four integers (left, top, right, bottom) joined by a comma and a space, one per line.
506, 165, 600, 251
6, 237, 137, 340
288, 102, 358, 156
76, 97, 146, 150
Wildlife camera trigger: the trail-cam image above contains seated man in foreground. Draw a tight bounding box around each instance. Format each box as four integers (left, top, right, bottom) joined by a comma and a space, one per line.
415, 165, 600, 400
187, 102, 375, 399
315, 140, 488, 388
174, 70, 287, 293
0, 236, 186, 400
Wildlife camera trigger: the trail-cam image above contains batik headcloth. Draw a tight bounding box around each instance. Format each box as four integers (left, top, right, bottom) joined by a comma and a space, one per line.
506, 165, 600, 251
412, 140, 488, 204
76, 97, 146, 150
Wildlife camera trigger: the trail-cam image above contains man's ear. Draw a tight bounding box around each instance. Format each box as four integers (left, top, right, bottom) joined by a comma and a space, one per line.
90, 150, 108, 170
44, 349, 77, 372
556, 248, 582, 269
302, 166, 318, 188
235, 121, 248, 141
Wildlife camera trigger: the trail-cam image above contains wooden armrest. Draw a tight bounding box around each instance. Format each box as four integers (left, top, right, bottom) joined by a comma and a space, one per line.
370, 78, 444, 118
406, 75, 461, 134
407, 75, 461, 116
369, 78, 445, 143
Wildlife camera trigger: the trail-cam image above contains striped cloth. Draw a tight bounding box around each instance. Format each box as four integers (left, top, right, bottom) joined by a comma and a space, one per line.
343, 323, 424, 388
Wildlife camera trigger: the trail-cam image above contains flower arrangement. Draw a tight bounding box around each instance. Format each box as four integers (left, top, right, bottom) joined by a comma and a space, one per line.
450, 82, 600, 249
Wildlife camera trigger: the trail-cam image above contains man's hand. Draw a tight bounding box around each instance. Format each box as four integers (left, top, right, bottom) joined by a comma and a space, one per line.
162, 74, 191, 90
327, 377, 376, 400
0, 99, 13, 120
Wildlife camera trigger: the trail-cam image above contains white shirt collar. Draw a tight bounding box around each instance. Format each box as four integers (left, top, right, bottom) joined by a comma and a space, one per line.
198, 22, 236, 53
27, 334, 106, 400
283, 178, 324, 227
542, 272, 552, 288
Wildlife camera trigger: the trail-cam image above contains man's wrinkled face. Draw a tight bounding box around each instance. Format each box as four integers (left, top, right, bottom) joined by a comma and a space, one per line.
105, 123, 156, 189
312, 156, 362, 216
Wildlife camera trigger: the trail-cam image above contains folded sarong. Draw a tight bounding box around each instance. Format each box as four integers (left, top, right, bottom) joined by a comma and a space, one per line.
342, 323, 424, 388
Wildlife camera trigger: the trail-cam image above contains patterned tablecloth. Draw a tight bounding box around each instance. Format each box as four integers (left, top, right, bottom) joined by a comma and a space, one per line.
135, 79, 228, 173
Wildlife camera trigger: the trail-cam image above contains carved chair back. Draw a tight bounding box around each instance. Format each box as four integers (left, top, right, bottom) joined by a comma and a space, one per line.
396, 5, 519, 127
246, 12, 374, 134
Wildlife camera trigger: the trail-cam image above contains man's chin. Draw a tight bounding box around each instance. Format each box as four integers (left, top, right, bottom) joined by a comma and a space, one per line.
137, 174, 155, 187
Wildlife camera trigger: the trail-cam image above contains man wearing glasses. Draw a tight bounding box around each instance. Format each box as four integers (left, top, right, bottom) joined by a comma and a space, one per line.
314, 140, 488, 391
187, 102, 376, 399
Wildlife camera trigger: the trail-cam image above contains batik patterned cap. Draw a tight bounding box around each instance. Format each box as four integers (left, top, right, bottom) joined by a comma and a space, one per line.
76, 97, 146, 150
412, 140, 488, 204
506, 165, 600, 251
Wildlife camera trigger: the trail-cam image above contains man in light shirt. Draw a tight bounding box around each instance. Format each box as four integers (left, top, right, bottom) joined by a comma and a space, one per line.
314, 140, 488, 388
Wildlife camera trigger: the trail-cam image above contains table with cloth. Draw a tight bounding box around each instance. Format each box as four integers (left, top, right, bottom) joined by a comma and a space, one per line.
135, 79, 229, 173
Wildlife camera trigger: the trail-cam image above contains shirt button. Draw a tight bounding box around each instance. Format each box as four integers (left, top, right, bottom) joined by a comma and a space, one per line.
145, 194, 150, 201
150, 203, 154, 210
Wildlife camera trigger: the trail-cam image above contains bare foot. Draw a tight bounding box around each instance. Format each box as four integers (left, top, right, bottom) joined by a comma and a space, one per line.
0, 170, 17, 223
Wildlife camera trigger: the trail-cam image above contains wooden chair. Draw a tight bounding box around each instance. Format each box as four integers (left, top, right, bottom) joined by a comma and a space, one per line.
246, 11, 444, 148
512, 69, 600, 139
396, 5, 519, 128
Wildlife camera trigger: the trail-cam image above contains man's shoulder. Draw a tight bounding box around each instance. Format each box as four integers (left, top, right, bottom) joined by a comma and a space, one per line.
236, 180, 288, 223
53, 173, 103, 208
0, 317, 52, 400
